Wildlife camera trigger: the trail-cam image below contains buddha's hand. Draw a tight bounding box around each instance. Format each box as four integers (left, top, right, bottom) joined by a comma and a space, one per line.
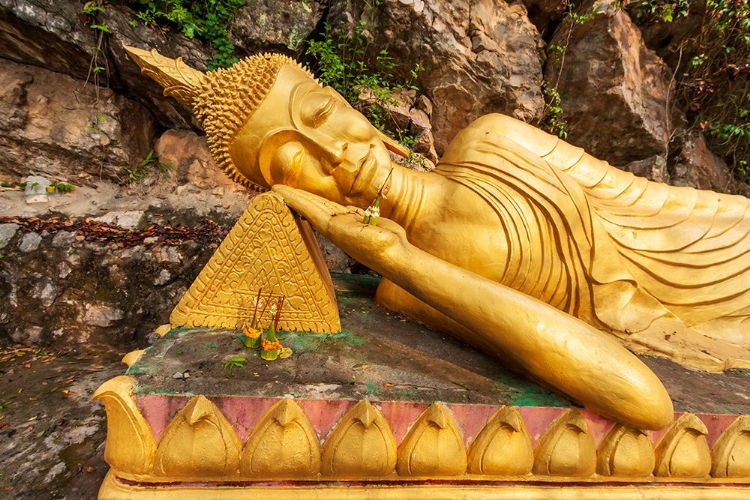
273, 185, 409, 273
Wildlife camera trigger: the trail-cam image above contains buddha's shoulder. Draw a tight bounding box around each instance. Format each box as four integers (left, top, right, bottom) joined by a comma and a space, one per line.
456, 113, 521, 138
452, 114, 560, 155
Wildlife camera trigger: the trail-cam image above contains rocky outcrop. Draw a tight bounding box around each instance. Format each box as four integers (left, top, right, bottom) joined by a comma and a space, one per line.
520, 0, 570, 36
154, 129, 240, 191
357, 88, 438, 165
329, 0, 546, 154
0, 57, 154, 183
670, 132, 748, 195
545, 3, 674, 167
0, 0, 213, 130
0, 124, 252, 349
229, 0, 325, 57
0, 0, 98, 82
0, 218, 216, 349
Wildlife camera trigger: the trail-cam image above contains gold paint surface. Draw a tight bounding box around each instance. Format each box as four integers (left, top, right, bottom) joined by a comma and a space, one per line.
92, 376, 156, 478
170, 192, 340, 332
240, 399, 320, 478
154, 395, 242, 478
153, 324, 172, 337
93, 371, 750, 495
397, 402, 467, 476
711, 415, 750, 478
121, 350, 145, 368
654, 413, 711, 478
533, 409, 596, 477
597, 424, 654, 477
321, 400, 397, 477
98, 468, 750, 500
467, 406, 533, 476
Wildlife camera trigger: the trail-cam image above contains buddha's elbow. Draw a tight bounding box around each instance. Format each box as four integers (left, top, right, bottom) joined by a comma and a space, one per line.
584, 363, 674, 430
638, 384, 675, 430
615, 378, 674, 431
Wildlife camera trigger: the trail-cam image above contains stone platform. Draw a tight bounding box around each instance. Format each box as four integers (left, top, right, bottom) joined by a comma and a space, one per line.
95, 275, 750, 499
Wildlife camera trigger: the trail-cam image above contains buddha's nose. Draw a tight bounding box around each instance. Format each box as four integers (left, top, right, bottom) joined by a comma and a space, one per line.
319, 141, 347, 172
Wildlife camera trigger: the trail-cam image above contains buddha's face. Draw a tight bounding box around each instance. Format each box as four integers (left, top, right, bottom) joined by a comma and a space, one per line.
230, 64, 393, 207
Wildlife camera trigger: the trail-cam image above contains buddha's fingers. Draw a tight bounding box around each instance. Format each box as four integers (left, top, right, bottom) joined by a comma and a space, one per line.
273, 185, 348, 227
345, 205, 366, 217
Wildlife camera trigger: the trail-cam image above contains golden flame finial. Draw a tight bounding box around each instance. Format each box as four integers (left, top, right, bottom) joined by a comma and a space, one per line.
124, 46, 207, 108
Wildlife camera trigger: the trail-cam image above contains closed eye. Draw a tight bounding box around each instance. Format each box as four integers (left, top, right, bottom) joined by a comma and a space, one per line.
302, 93, 336, 128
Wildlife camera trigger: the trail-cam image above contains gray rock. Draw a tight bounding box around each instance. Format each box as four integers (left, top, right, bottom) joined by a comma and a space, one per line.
156, 246, 181, 264
623, 155, 670, 184
12, 325, 43, 344
34, 280, 59, 307
18, 232, 42, 252
0, 223, 19, 248
229, 0, 325, 56
51, 231, 76, 248
315, 230, 357, 274
58, 262, 72, 279
670, 133, 738, 193
154, 268, 171, 286
83, 305, 124, 327
94, 210, 144, 229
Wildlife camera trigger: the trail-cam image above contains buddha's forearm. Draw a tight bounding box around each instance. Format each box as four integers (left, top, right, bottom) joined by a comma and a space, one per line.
378, 243, 673, 430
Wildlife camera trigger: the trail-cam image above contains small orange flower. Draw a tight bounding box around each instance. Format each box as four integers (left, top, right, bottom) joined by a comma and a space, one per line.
261, 338, 282, 352
243, 326, 262, 339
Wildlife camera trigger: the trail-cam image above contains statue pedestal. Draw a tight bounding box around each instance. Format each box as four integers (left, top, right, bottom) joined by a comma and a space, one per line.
96, 275, 750, 499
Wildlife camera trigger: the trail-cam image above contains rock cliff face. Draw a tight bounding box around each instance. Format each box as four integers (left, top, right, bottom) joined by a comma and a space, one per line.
0, 57, 154, 183
545, 4, 672, 166
0, 0, 746, 349
328, 0, 546, 153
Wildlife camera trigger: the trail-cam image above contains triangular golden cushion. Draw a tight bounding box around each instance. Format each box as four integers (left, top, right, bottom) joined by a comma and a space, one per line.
170, 192, 341, 332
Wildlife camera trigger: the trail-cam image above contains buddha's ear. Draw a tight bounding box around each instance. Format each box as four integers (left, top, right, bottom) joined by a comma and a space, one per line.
378, 131, 409, 158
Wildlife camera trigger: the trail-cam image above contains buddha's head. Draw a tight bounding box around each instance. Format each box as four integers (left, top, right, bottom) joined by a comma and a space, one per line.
125, 47, 395, 207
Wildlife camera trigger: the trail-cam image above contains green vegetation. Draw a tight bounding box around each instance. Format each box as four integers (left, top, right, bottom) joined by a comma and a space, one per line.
119, 149, 175, 184
631, 0, 690, 23
628, 1, 749, 178
0, 181, 74, 193
305, 20, 425, 165
49, 182, 76, 193
541, 82, 568, 139
81, 1, 110, 92
127, 0, 245, 69
677, 1, 750, 178
540, 3, 601, 138
223, 356, 246, 373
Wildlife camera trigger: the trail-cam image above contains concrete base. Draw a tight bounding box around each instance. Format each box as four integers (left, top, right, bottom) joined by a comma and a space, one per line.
96, 274, 750, 498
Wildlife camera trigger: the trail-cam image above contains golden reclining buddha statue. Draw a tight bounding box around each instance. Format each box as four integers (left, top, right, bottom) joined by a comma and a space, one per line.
126, 47, 750, 431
